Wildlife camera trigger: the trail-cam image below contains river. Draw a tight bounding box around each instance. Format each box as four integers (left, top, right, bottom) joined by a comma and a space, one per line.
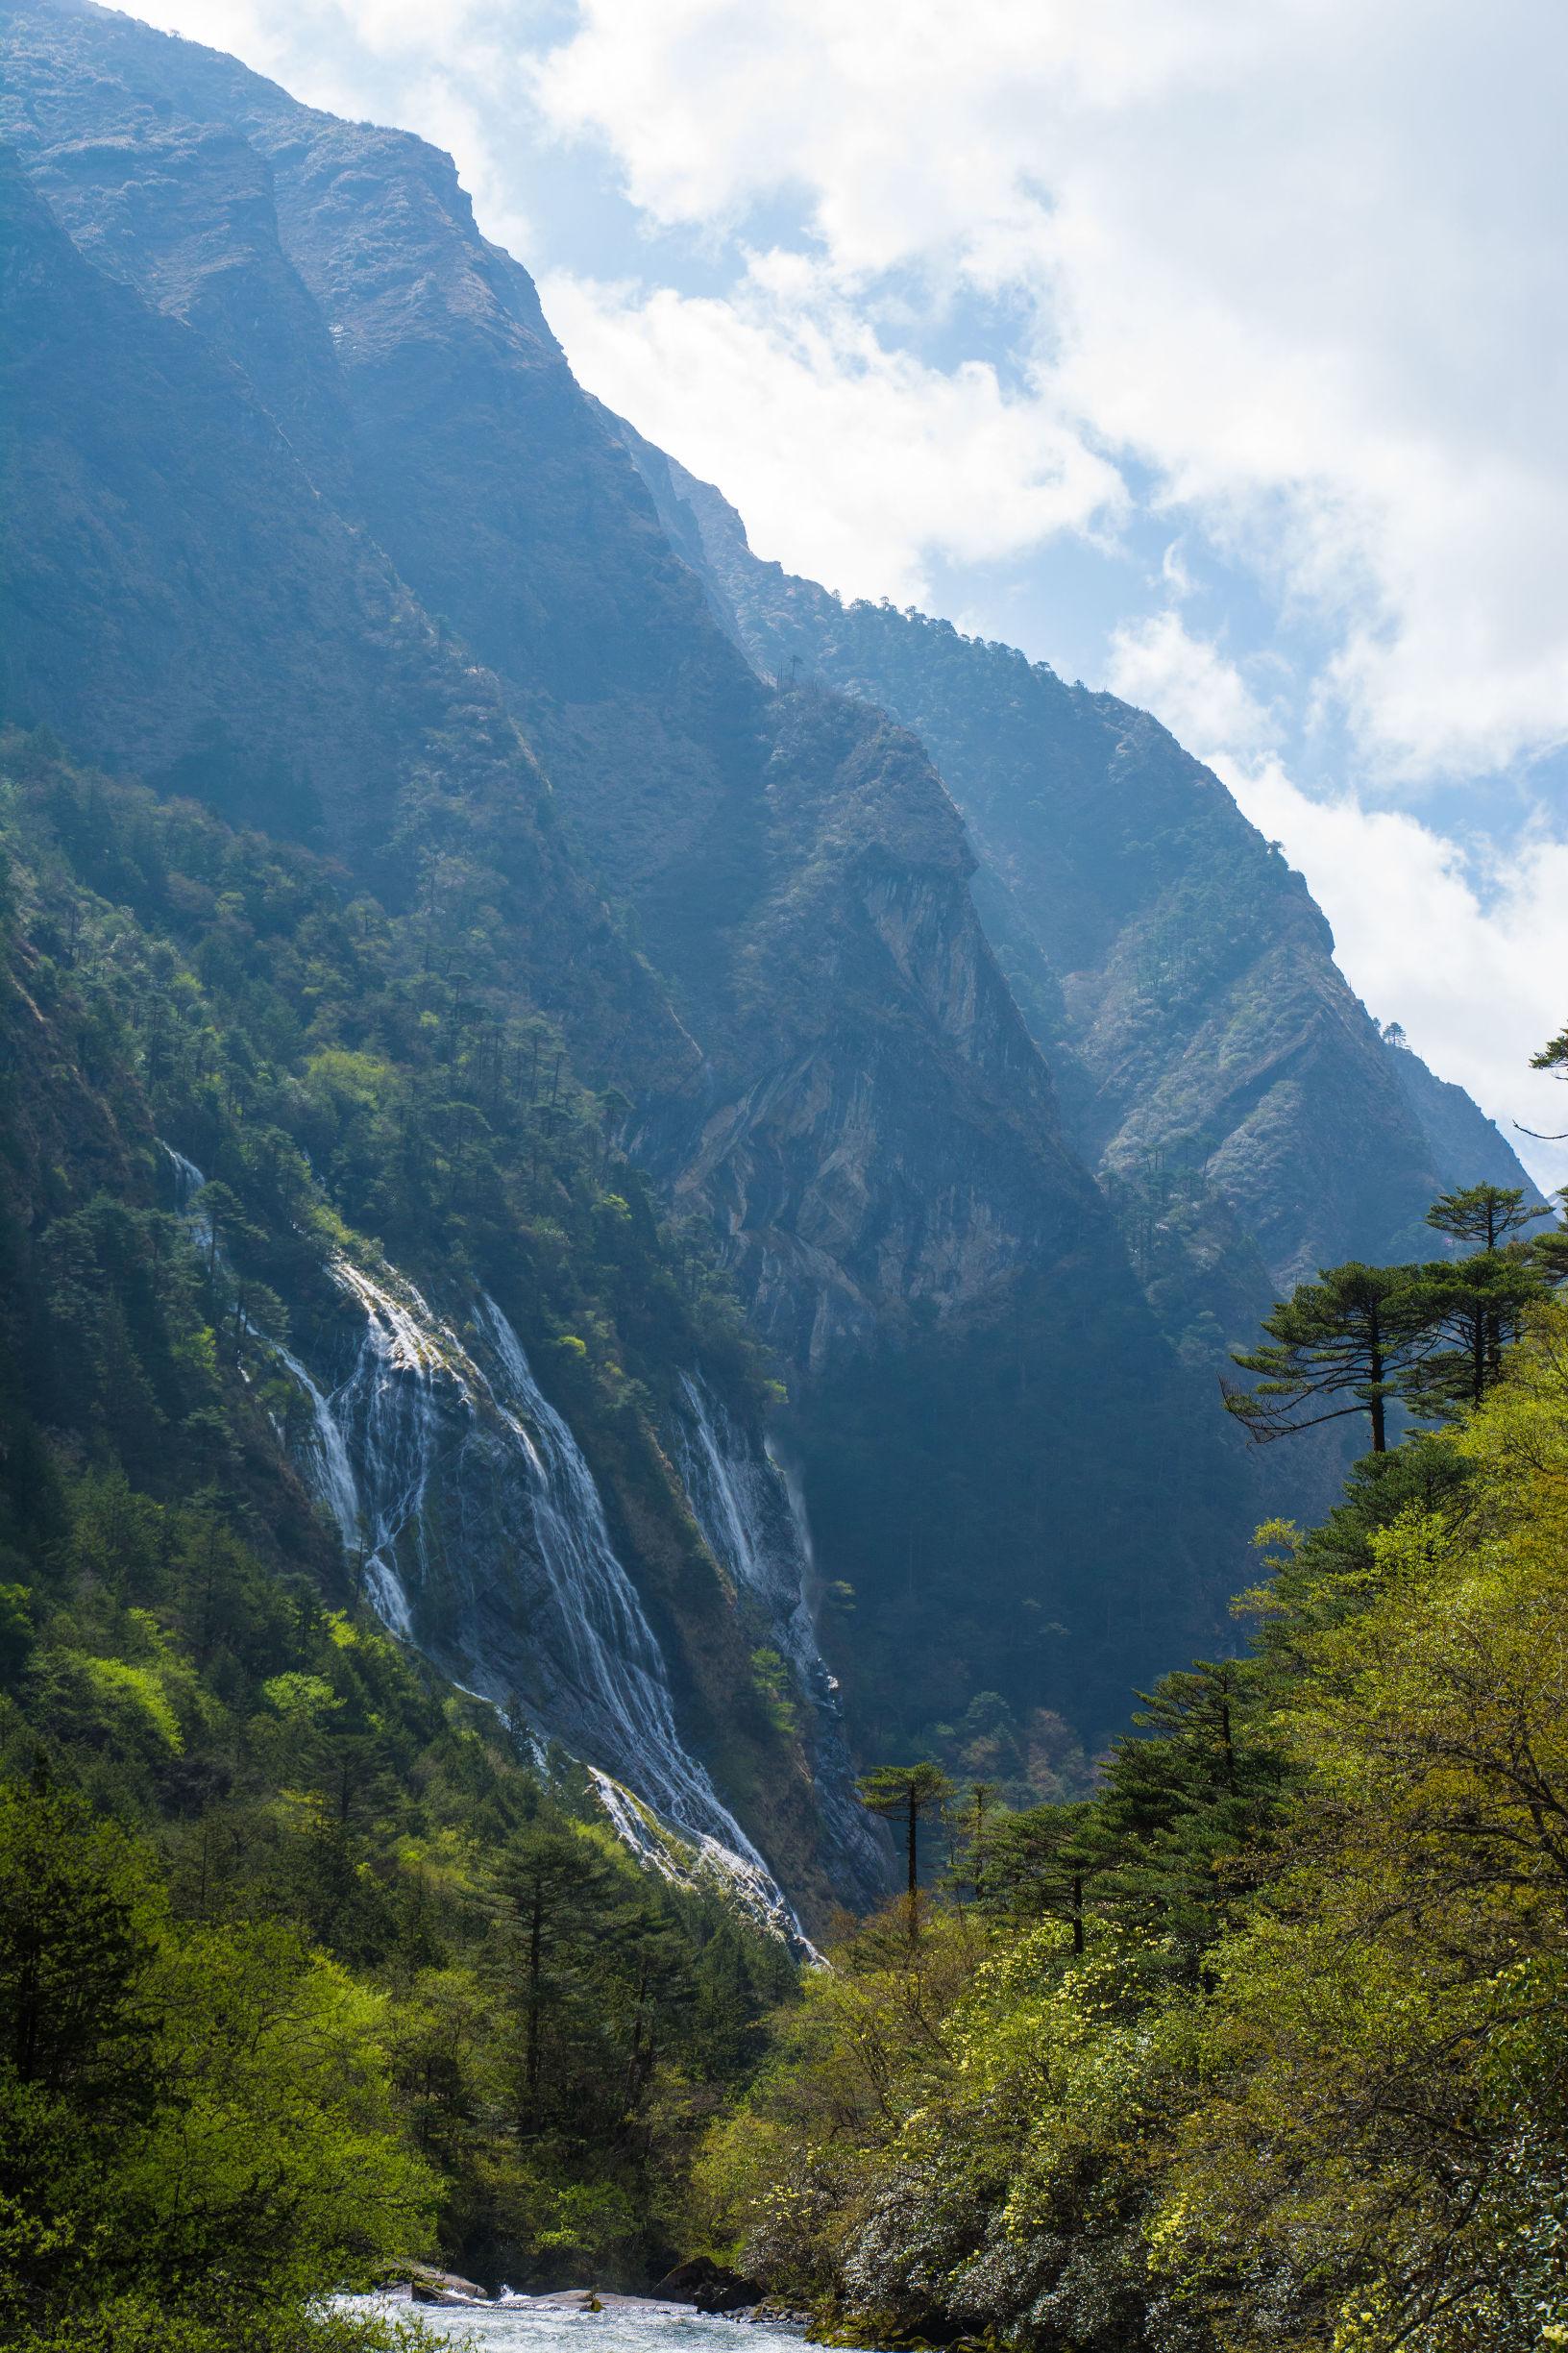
341, 2295, 835, 2353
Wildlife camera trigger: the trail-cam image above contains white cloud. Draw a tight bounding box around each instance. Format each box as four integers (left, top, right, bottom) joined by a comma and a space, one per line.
541, 258, 1124, 603
1107, 610, 1278, 765
528, 0, 1568, 786
1108, 612, 1568, 1189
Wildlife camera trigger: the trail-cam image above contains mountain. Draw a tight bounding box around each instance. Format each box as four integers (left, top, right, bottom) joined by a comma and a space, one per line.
618, 431, 1543, 1338
0, 0, 1535, 1903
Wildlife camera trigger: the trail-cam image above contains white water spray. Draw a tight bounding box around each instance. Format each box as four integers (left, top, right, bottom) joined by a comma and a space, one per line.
469, 1295, 799, 1933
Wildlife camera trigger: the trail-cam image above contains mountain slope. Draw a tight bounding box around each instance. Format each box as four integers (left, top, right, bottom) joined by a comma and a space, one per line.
620, 434, 1540, 1336
0, 135, 686, 1102
1, 0, 1254, 1778
0, 725, 894, 1921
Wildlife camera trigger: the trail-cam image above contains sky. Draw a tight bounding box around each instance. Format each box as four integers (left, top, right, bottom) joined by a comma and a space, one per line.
139, 0, 1568, 1186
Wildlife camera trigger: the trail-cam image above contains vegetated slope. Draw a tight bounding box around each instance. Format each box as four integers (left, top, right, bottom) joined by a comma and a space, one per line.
0, 725, 890, 1922
0, 0, 1256, 1770
619, 432, 1541, 1353
0, 732, 809, 2323
697, 1290, 1568, 2353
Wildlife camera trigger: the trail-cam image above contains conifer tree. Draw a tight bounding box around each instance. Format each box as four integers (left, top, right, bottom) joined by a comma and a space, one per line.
856, 1761, 953, 1917
1223, 1261, 1434, 1453
1407, 1251, 1549, 1411
1425, 1181, 1550, 1252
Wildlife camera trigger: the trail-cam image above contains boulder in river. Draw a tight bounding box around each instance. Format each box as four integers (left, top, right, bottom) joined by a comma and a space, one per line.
651, 2257, 761, 2313
408, 2265, 491, 2305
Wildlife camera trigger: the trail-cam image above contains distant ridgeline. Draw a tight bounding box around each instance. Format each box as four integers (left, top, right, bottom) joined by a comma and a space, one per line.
0, 0, 1539, 1900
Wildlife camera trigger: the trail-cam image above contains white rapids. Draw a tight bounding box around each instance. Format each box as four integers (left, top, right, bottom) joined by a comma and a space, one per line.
337, 2297, 841, 2352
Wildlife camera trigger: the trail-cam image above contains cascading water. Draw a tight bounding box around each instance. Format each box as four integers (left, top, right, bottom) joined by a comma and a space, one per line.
161, 1142, 208, 1208
675, 1374, 888, 1904
268, 1338, 365, 1570
677, 1374, 822, 1687
467, 1298, 802, 1929
156, 1140, 807, 1939
310, 1259, 464, 1641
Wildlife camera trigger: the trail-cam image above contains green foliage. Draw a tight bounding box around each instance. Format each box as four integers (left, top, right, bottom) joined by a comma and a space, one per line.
0, 727, 803, 2329
1226, 1190, 1564, 1452
0, 1779, 434, 2343
1425, 1179, 1551, 1250
0, 1441, 793, 2317
709, 1290, 1568, 2352
854, 1761, 954, 1909
1224, 1259, 1438, 1453
749, 1647, 798, 1737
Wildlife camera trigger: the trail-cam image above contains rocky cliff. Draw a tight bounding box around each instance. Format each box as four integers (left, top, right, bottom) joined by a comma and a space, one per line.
3, 0, 1526, 1854
619, 434, 1541, 1344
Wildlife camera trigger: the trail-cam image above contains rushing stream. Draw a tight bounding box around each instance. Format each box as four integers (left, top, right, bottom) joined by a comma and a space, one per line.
339, 2299, 839, 2353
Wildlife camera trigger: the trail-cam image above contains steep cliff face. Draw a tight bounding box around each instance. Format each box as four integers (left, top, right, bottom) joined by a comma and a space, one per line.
1384, 1030, 1548, 1200
623, 438, 1539, 1323
0, 0, 770, 921
0, 0, 1107, 1358
0, 0, 1266, 1813
0, 133, 684, 1099
640, 685, 1104, 1366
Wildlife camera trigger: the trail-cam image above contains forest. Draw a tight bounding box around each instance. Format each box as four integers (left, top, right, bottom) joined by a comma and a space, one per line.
703, 1287, 1568, 2353
3, 720, 1563, 2353
4, 718, 1568, 2353
0, 729, 796, 2351
5, 11, 1566, 2345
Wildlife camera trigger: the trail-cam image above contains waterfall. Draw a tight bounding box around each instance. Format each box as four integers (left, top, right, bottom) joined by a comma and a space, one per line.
160, 1141, 208, 1208
469, 1295, 799, 1934
677, 1373, 822, 1691
307, 1259, 467, 1641
268, 1338, 361, 1556
156, 1139, 806, 1937
676, 1372, 889, 1903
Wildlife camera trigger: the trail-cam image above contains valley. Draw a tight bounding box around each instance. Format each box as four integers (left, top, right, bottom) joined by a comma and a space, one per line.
0, 5, 1561, 2348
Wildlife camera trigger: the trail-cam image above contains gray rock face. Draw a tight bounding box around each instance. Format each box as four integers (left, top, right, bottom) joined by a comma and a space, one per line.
622, 431, 1538, 1320
638, 687, 1103, 1368
1, 0, 1389, 1791
1384, 1032, 1548, 1204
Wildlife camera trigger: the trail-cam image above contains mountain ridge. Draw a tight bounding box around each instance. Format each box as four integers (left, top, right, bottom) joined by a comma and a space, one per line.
617, 423, 1539, 1318
0, 0, 1536, 1868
